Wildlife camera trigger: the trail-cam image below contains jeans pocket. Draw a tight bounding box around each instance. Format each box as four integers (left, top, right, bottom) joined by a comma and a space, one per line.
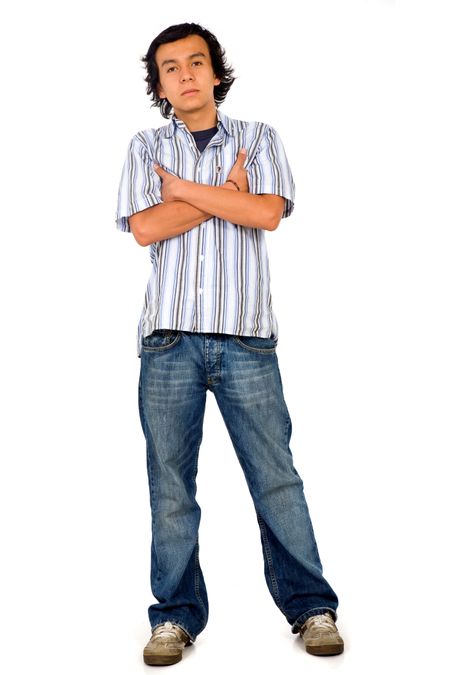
232, 334, 278, 354
141, 329, 181, 352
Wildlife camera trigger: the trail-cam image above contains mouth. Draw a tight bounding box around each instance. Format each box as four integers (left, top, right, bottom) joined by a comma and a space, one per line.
182, 89, 199, 96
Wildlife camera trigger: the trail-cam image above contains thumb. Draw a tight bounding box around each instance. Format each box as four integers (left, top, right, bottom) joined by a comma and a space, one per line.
237, 148, 247, 165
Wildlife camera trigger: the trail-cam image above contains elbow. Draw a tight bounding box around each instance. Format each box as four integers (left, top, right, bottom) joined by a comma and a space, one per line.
129, 209, 156, 246
270, 217, 281, 231
263, 197, 285, 231
133, 224, 157, 247
136, 227, 155, 246
132, 228, 149, 246
266, 212, 281, 231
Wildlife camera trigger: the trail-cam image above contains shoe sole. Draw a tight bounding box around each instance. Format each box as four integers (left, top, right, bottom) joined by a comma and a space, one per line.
143, 652, 183, 666
306, 643, 344, 656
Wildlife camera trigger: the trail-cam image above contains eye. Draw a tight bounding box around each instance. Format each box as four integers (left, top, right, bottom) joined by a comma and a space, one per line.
192, 61, 203, 66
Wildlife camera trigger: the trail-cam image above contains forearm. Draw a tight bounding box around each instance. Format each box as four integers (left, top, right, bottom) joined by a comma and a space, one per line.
136, 183, 238, 246
177, 181, 273, 231
135, 200, 212, 246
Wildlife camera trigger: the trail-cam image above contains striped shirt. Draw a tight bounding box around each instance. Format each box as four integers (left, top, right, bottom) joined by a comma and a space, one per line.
115, 107, 295, 357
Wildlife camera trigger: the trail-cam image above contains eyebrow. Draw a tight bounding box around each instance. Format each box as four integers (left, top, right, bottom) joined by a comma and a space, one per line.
160, 52, 207, 68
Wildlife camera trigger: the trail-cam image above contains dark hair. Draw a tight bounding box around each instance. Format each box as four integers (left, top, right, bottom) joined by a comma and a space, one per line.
140, 22, 236, 118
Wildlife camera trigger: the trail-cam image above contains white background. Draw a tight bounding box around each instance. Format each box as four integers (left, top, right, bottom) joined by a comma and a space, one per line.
1, 1, 449, 673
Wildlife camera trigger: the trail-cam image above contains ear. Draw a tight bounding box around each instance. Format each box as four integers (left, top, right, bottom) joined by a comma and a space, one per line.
213, 76, 221, 87
157, 82, 166, 99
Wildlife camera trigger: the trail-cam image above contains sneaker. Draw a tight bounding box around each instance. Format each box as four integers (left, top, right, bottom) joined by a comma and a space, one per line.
299, 612, 344, 656
143, 621, 191, 666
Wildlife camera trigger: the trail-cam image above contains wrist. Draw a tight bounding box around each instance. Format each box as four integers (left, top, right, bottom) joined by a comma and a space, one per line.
175, 178, 191, 200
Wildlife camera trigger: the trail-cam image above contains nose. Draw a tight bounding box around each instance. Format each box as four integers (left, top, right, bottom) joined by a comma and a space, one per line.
180, 68, 194, 82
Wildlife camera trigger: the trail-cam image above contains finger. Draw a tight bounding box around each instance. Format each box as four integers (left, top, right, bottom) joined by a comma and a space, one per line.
236, 148, 247, 166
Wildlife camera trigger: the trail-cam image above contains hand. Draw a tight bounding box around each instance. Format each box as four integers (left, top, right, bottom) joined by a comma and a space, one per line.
225, 148, 249, 192
153, 163, 185, 202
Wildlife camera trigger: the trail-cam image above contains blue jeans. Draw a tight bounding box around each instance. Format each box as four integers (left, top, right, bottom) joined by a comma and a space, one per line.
138, 330, 338, 643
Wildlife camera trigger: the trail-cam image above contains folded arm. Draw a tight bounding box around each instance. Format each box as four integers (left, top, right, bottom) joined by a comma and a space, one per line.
129, 161, 285, 246
129, 183, 237, 247
176, 180, 285, 232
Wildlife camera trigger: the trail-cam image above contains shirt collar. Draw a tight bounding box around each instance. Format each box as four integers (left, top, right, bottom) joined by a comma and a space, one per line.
163, 107, 235, 138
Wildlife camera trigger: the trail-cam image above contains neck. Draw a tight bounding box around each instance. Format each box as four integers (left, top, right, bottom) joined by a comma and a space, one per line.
173, 104, 218, 132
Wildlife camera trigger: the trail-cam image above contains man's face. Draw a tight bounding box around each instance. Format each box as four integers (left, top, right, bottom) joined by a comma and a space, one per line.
155, 34, 221, 116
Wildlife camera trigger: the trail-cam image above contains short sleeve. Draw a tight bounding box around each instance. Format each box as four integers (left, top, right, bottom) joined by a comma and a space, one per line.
115, 134, 162, 232
247, 125, 295, 219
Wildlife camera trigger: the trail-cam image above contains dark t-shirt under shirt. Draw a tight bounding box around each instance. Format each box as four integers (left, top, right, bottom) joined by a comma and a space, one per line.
191, 126, 218, 152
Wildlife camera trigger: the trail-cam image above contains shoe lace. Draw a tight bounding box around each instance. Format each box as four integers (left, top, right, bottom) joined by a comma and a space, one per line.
152, 621, 185, 642
302, 612, 336, 636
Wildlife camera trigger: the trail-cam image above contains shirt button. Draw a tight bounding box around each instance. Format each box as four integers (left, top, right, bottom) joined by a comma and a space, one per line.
198, 288, 203, 294
200, 255, 204, 261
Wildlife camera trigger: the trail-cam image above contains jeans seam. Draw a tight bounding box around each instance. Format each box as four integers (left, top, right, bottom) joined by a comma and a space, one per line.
194, 537, 207, 617
139, 382, 157, 530
141, 331, 182, 352
191, 434, 207, 621
257, 511, 288, 617
231, 336, 277, 354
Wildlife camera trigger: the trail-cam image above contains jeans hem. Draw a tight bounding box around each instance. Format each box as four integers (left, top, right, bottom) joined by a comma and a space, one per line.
152, 621, 197, 644
290, 607, 338, 634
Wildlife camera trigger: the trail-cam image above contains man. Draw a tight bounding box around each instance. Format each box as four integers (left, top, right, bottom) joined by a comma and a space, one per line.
116, 22, 344, 666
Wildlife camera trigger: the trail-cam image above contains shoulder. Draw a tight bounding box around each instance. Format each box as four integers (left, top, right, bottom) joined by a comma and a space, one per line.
127, 120, 171, 153
228, 116, 284, 148
223, 115, 274, 155
225, 114, 270, 136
